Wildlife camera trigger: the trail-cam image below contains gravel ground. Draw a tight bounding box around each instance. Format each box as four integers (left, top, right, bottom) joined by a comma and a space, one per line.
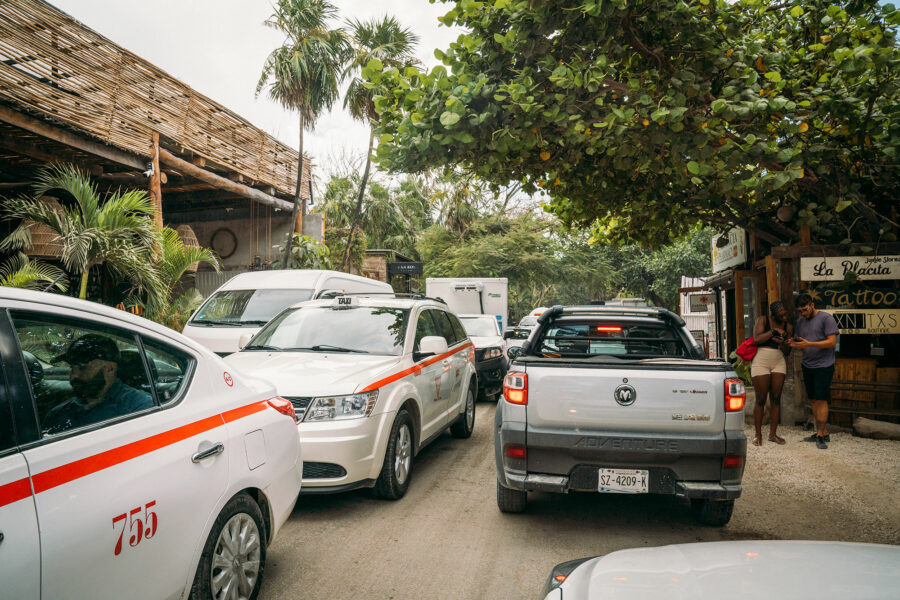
740, 421, 900, 545
260, 406, 900, 600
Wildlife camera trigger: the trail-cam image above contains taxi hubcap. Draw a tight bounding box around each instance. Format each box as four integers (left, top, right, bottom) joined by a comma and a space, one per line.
395, 424, 412, 485
466, 392, 475, 428
211, 513, 261, 600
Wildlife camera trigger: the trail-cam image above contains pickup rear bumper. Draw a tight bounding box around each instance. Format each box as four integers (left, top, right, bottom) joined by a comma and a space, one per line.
495, 422, 745, 500
501, 472, 742, 500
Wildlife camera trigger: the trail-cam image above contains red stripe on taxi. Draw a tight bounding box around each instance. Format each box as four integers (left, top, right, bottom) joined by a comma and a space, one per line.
1, 400, 275, 505
31, 414, 226, 494
222, 400, 268, 423
0, 477, 33, 508
359, 342, 473, 393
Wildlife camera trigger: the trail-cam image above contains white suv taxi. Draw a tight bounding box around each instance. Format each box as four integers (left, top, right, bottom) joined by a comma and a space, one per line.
225, 295, 478, 499
0, 288, 302, 600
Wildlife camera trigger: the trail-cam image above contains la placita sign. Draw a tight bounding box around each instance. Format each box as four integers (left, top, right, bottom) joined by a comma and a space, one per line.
800, 255, 900, 282
829, 308, 900, 335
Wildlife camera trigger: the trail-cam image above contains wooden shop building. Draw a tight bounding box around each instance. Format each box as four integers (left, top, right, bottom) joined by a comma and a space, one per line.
0, 0, 311, 297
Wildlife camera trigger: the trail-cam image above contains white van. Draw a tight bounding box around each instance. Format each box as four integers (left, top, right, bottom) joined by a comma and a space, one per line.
182, 270, 393, 355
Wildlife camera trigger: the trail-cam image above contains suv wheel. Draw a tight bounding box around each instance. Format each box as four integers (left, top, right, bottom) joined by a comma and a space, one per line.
496, 480, 527, 513
373, 409, 413, 500
691, 498, 734, 526
450, 386, 475, 439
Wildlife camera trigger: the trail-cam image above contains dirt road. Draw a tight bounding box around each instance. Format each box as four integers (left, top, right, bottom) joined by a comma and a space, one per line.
260, 403, 900, 600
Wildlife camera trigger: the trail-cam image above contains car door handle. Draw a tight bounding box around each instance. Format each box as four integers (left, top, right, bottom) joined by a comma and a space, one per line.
192, 443, 225, 463
442, 359, 451, 367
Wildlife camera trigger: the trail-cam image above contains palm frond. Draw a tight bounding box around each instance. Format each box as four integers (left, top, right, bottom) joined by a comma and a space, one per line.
33, 164, 100, 228
0, 224, 34, 252
0, 253, 68, 291
257, 0, 348, 122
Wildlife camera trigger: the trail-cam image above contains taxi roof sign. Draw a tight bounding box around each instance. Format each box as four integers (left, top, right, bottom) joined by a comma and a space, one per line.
333, 295, 359, 307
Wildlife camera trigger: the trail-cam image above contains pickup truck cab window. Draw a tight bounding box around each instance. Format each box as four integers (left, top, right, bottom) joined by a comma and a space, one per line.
536, 321, 689, 358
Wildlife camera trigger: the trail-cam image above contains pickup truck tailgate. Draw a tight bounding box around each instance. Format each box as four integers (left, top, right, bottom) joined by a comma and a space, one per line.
526, 361, 726, 435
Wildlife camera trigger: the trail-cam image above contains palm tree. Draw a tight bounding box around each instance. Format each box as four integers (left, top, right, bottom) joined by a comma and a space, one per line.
0, 252, 68, 292
341, 16, 420, 270
1, 164, 161, 300
143, 227, 221, 330
256, 0, 351, 267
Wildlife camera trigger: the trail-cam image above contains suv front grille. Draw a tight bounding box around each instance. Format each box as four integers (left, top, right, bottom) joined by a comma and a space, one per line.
303, 462, 347, 479
283, 396, 313, 420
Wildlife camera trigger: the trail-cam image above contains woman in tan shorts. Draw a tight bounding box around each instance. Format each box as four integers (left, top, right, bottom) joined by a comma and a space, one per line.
750, 301, 793, 446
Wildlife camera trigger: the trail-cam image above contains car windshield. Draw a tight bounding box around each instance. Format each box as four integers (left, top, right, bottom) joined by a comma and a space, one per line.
248, 305, 410, 356
192, 288, 314, 325
535, 320, 689, 358
460, 316, 498, 337
519, 316, 538, 327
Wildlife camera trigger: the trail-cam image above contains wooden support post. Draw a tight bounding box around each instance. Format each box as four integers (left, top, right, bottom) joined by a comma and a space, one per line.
780, 259, 794, 313
734, 271, 746, 344
149, 133, 163, 229
799, 225, 811, 290
765, 255, 779, 305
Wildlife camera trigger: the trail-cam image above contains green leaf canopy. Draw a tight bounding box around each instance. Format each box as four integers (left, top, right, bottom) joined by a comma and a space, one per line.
370, 0, 900, 246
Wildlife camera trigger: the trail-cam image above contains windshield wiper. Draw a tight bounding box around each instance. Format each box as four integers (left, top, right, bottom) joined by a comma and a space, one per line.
191, 320, 244, 326
288, 344, 369, 354
237, 320, 270, 326
243, 344, 282, 352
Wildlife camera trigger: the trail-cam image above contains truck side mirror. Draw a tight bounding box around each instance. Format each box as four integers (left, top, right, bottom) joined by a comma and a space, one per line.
507, 346, 522, 360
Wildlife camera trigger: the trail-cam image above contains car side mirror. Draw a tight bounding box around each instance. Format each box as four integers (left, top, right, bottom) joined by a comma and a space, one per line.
503, 330, 515, 340
507, 346, 522, 360
415, 336, 448, 361
238, 332, 253, 350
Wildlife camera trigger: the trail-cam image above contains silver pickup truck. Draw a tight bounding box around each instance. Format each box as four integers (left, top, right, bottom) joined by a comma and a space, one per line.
494, 305, 746, 526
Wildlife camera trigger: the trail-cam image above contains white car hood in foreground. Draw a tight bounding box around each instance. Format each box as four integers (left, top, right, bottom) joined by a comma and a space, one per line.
468, 335, 503, 349
556, 540, 900, 599
224, 351, 402, 397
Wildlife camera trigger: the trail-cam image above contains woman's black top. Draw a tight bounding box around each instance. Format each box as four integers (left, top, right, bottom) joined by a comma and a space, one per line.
758, 316, 783, 349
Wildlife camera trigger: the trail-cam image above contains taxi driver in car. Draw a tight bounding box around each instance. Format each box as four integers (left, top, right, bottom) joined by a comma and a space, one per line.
42, 334, 154, 433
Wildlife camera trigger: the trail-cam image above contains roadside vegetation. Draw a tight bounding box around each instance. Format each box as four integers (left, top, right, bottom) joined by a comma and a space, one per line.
11, 0, 894, 328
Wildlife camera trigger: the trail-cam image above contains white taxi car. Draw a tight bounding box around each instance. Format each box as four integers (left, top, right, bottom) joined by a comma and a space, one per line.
0, 288, 302, 600
225, 295, 477, 498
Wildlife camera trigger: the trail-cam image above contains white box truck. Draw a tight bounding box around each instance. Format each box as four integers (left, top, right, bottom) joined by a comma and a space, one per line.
425, 277, 509, 331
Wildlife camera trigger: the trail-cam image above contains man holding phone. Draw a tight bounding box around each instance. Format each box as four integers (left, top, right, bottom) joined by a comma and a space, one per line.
789, 293, 839, 449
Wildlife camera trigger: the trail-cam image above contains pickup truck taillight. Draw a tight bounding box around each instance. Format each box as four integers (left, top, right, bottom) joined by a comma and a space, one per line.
268, 396, 299, 422
724, 379, 746, 412
503, 372, 528, 405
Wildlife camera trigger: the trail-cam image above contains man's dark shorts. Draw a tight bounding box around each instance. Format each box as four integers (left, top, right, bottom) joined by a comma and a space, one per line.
802, 364, 835, 402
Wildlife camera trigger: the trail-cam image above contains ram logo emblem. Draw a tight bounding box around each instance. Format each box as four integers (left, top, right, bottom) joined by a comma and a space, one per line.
614, 384, 636, 406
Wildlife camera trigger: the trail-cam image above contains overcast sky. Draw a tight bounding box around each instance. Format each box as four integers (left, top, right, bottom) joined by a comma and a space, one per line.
49, 0, 459, 174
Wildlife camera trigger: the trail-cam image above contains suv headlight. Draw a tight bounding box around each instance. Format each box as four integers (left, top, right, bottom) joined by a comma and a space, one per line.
304, 390, 379, 422
483, 347, 502, 359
